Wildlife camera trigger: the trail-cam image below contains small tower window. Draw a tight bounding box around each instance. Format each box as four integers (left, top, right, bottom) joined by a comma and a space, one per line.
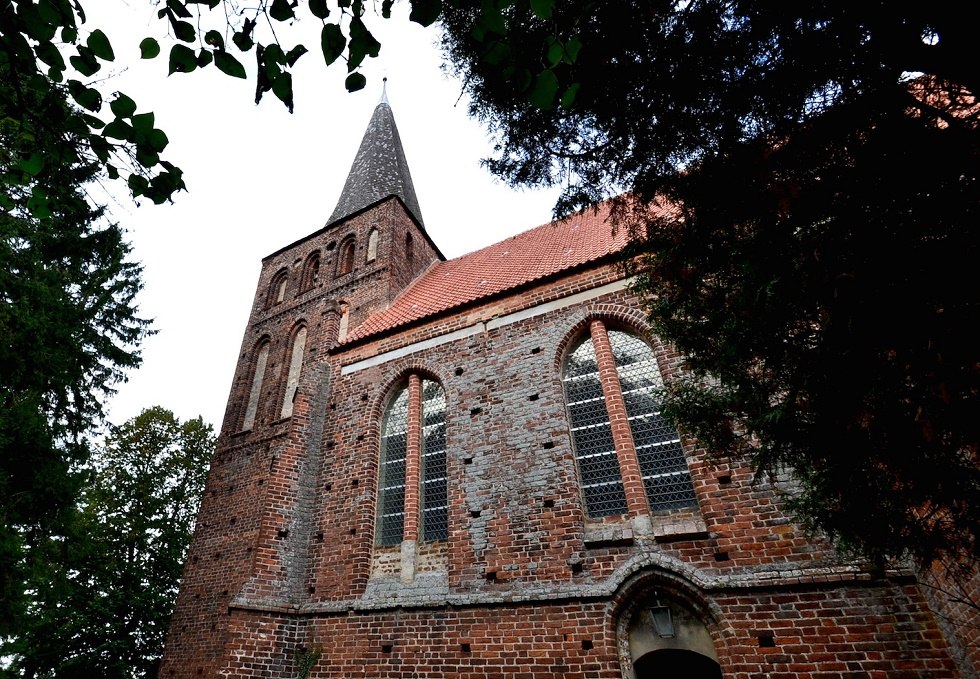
280, 325, 307, 419
267, 269, 289, 307
301, 251, 321, 292
337, 237, 356, 277
366, 228, 379, 262
242, 339, 270, 431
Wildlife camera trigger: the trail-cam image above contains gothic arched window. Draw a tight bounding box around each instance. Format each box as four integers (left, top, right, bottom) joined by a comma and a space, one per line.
366, 228, 379, 262
562, 321, 697, 518
377, 376, 448, 546
337, 237, 356, 276
267, 269, 288, 307
300, 251, 320, 292
280, 325, 307, 418
404, 232, 414, 263
242, 339, 270, 431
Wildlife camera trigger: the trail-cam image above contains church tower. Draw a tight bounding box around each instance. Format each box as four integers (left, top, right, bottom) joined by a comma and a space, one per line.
159, 97, 442, 676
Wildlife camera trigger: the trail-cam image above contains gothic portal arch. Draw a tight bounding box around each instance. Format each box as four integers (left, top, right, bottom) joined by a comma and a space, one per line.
615, 573, 724, 679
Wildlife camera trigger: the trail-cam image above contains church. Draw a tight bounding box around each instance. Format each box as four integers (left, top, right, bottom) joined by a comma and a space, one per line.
159, 97, 970, 677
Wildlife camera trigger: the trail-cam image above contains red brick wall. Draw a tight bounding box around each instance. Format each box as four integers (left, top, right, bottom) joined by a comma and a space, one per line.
211, 581, 957, 679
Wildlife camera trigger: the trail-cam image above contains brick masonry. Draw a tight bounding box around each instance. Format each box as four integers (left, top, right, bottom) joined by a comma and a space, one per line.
159, 197, 975, 678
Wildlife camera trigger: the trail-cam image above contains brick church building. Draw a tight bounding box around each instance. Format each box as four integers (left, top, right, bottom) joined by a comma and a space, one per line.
160, 97, 973, 678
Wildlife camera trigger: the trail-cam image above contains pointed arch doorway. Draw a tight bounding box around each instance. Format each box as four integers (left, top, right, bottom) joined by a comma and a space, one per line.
617, 579, 724, 679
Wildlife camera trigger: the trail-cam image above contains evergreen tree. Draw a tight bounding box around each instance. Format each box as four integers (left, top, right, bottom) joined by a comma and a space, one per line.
437, 1, 978, 568
1, 69, 153, 634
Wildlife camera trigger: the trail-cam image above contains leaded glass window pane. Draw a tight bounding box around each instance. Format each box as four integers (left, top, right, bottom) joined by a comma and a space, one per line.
608, 331, 697, 512
563, 339, 628, 517
421, 379, 448, 542
377, 388, 409, 546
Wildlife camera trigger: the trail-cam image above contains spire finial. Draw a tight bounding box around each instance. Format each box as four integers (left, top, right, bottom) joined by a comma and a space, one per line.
380, 77, 389, 105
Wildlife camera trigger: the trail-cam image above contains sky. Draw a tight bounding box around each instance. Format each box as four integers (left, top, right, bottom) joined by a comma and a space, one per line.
93, 2, 565, 430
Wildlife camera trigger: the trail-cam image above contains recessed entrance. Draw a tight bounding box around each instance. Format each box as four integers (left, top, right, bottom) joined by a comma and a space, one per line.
633, 648, 722, 678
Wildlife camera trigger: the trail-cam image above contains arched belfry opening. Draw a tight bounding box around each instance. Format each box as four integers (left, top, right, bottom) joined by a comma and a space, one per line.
617, 577, 723, 679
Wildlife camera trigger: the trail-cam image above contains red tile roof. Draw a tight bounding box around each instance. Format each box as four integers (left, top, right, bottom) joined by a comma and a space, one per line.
345, 201, 641, 343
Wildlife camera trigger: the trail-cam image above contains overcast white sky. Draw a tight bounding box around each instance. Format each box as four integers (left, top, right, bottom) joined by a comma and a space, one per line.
92, 2, 564, 430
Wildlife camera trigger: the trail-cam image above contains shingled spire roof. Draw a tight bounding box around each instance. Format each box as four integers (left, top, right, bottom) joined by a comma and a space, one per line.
326, 91, 424, 227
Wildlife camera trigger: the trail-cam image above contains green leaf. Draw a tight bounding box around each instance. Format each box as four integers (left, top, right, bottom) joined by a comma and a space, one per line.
214, 51, 246, 78
67, 80, 103, 112
35, 41, 67, 71
37, 0, 66, 25
136, 147, 160, 169
107, 164, 119, 179
22, 4, 57, 43
270, 0, 295, 22
545, 36, 563, 68
103, 119, 135, 141
61, 26, 78, 43
82, 114, 106, 129
382, 0, 393, 18
264, 43, 286, 65
132, 112, 156, 134
86, 29, 114, 61
166, 0, 193, 18
272, 72, 294, 113
145, 129, 169, 153
109, 93, 137, 118
172, 19, 195, 43
564, 35, 582, 64
320, 24, 346, 66
529, 69, 558, 108
168, 44, 198, 74
285, 44, 308, 66
530, 0, 553, 19
348, 16, 380, 70
140, 37, 161, 59
197, 48, 213, 67
560, 82, 580, 109
233, 19, 255, 52
128, 173, 149, 197
309, 0, 329, 19
69, 46, 101, 77
18, 153, 45, 177
409, 0, 442, 26
204, 30, 224, 50
345, 71, 366, 92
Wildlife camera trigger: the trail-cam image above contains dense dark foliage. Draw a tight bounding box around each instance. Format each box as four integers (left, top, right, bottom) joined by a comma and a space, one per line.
1, 68, 152, 634
0, 408, 215, 679
439, 1, 978, 568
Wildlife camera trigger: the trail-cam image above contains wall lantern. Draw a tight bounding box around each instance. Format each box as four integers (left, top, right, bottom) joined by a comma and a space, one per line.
650, 605, 675, 639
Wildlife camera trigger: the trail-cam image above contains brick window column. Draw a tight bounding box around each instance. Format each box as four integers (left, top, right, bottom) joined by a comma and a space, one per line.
589, 320, 648, 519
402, 374, 422, 543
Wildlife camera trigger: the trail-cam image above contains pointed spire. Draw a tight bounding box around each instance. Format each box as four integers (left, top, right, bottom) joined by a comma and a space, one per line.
327, 89, 424, 227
